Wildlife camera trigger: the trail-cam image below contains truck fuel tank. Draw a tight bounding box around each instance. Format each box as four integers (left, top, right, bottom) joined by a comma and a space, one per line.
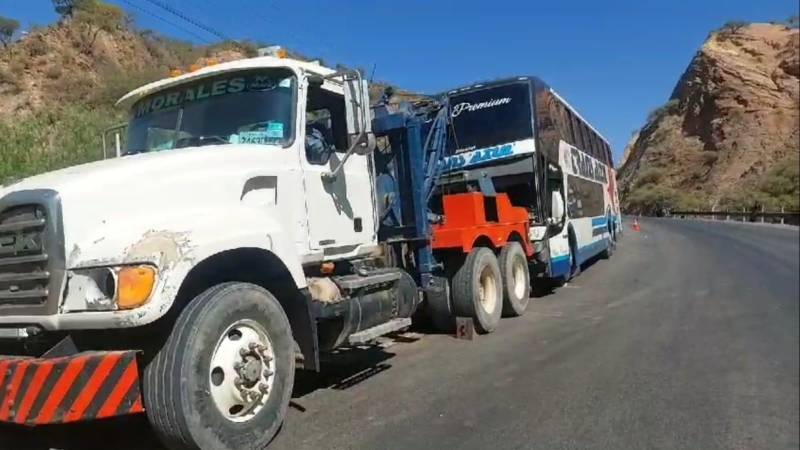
311, 269, 418, 350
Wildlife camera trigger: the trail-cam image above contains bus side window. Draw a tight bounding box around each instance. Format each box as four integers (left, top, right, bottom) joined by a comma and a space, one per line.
590, 132, 600, 160
558, 102, 572, 145
566, 110, 580, 148
587, 131, 596, 158
579, 121, 590, 153
583, 125, 594, 156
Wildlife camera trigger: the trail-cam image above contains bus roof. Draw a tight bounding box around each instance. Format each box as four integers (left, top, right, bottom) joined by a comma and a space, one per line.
445, 76, 610, 147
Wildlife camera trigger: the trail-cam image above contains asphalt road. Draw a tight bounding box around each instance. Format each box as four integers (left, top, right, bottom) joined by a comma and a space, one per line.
2, 218, 798, 450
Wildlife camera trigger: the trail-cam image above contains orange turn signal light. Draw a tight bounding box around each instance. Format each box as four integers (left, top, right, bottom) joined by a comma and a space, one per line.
117, 265, 157, 310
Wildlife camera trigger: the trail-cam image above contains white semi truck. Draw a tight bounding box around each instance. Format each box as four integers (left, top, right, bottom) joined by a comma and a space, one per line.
0, 54, 616, 449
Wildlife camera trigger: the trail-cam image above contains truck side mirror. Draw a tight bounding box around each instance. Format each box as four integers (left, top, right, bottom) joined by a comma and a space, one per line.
307, 75, 324, 88
102, 124, 128, 159
551, 191, 565, 223
343, 73, 376, 156
320, 70, 377, 181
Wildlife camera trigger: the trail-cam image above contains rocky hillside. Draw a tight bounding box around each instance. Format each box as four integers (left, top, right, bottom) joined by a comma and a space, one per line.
619, 23, 799, 213
0, 1, 418, 186
0, 0, 265, 184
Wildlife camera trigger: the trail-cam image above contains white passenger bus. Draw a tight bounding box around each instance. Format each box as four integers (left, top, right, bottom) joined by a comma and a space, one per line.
442, 76, 621, 282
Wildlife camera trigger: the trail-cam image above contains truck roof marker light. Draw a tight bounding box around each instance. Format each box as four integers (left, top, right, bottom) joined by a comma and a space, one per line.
276, 49, 288, 59
189, 63, 202, 72
169, 69, 183, 77
117, 266, 157, 310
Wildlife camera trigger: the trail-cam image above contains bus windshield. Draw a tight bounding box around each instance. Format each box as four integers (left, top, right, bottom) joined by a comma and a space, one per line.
447, 82, 534, 154
126, 69, 296, 154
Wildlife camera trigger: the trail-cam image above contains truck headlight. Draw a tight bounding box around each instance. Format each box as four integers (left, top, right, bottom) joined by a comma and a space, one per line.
63, 265, 157, 312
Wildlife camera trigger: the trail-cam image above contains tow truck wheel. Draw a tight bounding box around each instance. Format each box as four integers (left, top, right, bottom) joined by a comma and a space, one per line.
498, 242, 530, 317
452, 247, 503, 334
144, 282, 295, 450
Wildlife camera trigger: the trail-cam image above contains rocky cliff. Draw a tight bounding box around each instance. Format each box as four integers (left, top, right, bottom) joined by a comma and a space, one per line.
619, 23, 799, 213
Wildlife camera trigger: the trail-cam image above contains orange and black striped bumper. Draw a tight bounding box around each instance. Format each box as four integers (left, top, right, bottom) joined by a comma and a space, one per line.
0, 351, 144, 425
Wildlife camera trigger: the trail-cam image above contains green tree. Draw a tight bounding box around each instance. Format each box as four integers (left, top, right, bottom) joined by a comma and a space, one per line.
0, 16, 20, 48
719, 20, 749, 35
52, 0, 76, 17
72, 0, 125, 51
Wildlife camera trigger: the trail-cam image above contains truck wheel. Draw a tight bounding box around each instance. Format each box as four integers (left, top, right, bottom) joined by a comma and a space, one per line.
498, 242, 530, 317
452, 247, 502, 334
144, 282, 295, 450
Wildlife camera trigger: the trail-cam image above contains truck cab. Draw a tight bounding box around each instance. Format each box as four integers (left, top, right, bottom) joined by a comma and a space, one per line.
0, 56, 377, 334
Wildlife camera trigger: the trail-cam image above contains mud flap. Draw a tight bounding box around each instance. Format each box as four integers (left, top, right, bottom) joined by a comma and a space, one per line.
0, 350, 144, 425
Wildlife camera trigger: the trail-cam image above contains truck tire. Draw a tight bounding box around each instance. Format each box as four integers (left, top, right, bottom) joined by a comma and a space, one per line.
451, 247, 502, 334
498, 242, 530, 317
144, 282, 295, 450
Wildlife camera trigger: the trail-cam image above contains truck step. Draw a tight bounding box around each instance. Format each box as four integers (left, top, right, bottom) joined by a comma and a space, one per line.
348, 318, 412, 345
334, 270, 402, 291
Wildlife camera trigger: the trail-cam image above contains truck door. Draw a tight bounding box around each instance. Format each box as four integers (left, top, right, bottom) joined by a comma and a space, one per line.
301, 80, 376, 252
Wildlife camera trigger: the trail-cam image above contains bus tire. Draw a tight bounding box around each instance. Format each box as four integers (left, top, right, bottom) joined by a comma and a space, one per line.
498, 242, 530, 317
567, 229, 581, 280
601, 225, 615, 259
144, 282, 295, 450
601, 238, 614, 259
452, 247, 503, 334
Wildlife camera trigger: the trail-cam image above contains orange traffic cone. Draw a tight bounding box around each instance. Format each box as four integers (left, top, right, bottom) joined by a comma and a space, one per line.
632, 218, 641, 232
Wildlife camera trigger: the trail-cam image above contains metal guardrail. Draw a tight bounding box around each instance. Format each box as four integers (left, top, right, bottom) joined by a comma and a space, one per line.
669, 210, 800, 226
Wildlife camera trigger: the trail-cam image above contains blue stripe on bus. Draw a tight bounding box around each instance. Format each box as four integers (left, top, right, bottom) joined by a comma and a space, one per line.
550, 257, 571, 277
577, 239, 609, 264
591, 217, 608, 228
549, 238, 611, 277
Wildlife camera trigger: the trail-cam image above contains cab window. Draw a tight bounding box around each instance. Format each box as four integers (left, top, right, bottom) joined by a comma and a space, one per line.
305, 85, 347, 165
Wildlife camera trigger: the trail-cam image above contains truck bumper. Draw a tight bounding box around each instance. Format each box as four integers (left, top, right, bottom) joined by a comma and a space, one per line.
0, 350, 144, 425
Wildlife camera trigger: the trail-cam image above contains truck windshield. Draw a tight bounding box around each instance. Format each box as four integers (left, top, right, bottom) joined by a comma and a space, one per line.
126, 68, 296, 153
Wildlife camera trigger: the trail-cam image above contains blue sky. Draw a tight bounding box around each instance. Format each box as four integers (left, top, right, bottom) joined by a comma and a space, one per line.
1, 0, 797, 163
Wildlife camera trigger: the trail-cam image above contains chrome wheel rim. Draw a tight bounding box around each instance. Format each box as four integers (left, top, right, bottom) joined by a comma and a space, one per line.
209, 319, 276, 423
478, 266, 498, 313
512, 258, 527, 299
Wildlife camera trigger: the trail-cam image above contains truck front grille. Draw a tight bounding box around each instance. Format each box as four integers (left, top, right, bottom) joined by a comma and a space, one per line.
0, 205, 51, 306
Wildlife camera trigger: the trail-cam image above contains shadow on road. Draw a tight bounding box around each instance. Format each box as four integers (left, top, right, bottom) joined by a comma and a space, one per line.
0, 336, 413, 450
529, 251, 607, 298
295, 341, 400, 396
0, 416, 162, 450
